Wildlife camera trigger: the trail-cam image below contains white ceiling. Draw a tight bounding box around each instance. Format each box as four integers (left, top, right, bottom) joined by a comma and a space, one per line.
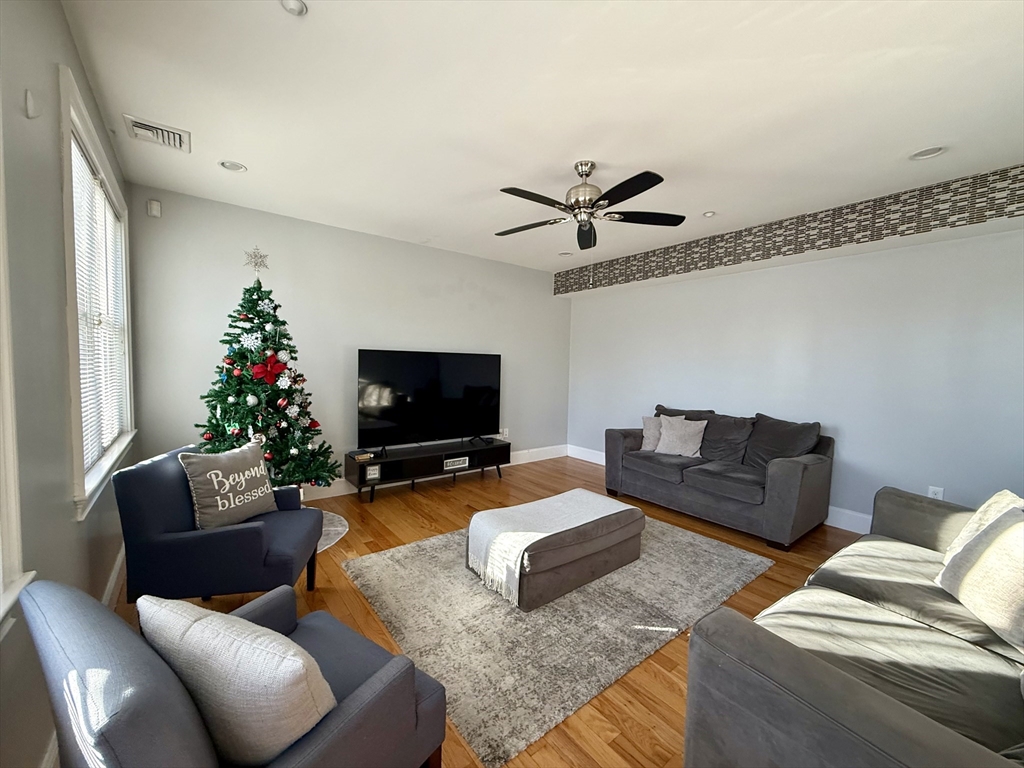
64, 0, 1024, 273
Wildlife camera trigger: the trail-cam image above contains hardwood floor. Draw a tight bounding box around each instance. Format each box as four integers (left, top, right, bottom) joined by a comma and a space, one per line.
115, 457, 858, 768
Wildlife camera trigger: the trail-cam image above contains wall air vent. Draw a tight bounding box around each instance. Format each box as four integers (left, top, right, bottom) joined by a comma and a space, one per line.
122, 114, 191, 153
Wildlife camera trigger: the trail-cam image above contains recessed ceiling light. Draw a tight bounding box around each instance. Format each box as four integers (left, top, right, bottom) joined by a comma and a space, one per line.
909, 146, 946, 161
219, 160, 247, 172
558, 251, 573, 257
703, 211, 716, 218
280, 0, 308, 16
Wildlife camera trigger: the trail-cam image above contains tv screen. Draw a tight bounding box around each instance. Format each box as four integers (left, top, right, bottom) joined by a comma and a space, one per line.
357, 349, 500, 448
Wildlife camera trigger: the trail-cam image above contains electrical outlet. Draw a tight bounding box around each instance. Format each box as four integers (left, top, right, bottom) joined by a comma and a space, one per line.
501, 428, 509, 440
928, 486, 944, 500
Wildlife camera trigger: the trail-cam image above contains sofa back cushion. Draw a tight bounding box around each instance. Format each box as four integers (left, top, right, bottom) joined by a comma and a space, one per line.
654, 404, 715, 420
699, 414, 756, 463
743, 413, 821, 469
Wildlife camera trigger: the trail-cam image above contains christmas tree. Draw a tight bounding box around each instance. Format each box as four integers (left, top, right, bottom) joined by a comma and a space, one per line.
195, 248, 340, 487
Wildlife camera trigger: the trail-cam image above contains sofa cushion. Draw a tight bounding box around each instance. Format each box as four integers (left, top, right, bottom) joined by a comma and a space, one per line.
640, 416, 662, 451
684, 461, 766, 505
699, 414, 755, 463
943, 489, 1024, 564
622, 450, 706, 483
937, 508, 1024, 655
178, 441, 278, 529
755, 586, 1024, 753
743, 413, 820, 469
654, 404, 715, 420
807, 534, 1024, 663
655, 415, 707, 457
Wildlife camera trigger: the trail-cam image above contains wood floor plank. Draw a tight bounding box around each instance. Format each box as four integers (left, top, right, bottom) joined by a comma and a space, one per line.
114, 456, 851, 768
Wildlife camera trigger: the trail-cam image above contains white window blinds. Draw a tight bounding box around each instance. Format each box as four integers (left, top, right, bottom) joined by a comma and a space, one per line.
70, 135, 128, 472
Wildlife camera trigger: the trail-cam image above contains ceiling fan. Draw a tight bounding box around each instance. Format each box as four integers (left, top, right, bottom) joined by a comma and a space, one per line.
495, 160, 685, 250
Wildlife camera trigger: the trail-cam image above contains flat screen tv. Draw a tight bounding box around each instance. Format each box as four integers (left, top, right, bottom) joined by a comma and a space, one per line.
357, 349, 500, 448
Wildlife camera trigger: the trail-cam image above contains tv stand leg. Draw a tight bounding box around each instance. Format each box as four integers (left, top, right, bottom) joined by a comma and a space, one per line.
496, 465, 502, 479
452, 473, 457, 484
411, 479, 415, 491
369, 485, 375, 503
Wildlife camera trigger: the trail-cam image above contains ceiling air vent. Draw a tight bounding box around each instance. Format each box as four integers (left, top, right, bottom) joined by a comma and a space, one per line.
122, 114, 191, 153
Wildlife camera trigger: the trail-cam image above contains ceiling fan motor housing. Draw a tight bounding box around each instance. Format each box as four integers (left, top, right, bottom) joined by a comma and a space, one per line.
566, 182, 602, 209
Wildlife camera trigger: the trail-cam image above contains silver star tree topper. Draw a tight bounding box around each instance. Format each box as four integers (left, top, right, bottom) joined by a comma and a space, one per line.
244, 246, 269, 276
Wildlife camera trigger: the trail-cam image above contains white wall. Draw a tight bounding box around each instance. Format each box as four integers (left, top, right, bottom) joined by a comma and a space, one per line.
128, 185, 571, 479
567, 228, 1024, 518
1, 2, 128, 766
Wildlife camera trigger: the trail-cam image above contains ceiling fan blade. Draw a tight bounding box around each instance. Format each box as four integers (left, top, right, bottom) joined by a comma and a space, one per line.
594, 171, 664, 209
577, 223, 597, 250
495, 218, 567, 236
604, 211, 685, 226
500, 187, 570, 212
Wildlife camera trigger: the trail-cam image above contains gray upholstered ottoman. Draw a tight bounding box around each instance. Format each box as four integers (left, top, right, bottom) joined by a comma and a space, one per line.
466, 488, 646, 611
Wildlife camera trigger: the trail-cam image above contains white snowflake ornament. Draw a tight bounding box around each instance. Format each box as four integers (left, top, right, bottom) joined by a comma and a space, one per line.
286, 405, 300, 418
239, 332, 262, 351
257, 299, 276, 314
276, 374, 291, 389
268, 426, 278, 438
297, 416, 310, 428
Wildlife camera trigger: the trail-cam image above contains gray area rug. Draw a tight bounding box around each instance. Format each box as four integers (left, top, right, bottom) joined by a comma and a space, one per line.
317, 511, 349, 553
342, 516, 773, 767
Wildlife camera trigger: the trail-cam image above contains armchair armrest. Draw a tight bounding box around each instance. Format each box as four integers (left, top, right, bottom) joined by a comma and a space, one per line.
871, 486, 973, 553
763, 453, 833, 546
268, 655, 418, 768
604, 428, 643, 491
686, 607, 1015, 768
273, 485, 302, 511
231, 585, 297, 635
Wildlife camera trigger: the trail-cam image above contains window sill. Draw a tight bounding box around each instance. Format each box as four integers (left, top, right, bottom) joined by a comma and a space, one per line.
75, 429, 136, 521
0, 570, 37, 629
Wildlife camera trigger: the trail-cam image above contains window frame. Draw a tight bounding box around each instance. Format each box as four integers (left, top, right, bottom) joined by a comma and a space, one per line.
59, 66, 135, 521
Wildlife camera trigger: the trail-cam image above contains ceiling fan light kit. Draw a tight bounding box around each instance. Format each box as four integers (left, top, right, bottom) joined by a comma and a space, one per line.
496, 161, 685, 250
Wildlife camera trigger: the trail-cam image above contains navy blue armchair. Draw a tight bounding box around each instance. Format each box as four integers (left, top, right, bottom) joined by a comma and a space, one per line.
113, 446, 323, 602
20, 581, 447, 768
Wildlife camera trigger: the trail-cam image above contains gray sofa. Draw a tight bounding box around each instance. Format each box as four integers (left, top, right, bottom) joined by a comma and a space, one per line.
605, 406, 833, 548
685, 487, 1024, 768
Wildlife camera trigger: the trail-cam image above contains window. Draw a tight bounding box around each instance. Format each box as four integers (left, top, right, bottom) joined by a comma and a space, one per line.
70, 137, 128, 471
60, 66, 134, 520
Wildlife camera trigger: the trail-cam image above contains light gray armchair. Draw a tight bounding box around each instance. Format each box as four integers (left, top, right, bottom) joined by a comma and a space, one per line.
19, 581, 446, 768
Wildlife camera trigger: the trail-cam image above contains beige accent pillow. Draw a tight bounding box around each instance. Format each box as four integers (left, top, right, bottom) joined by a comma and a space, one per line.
936, 507, 1024, 654
641, 416, 662, 451
179, 441, 278, 529
655, 416, 708, 458
138, 595, 337, 765
944, 489, 1024, 565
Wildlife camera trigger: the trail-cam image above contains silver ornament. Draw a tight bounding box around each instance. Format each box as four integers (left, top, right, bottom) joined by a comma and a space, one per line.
277, 350, 291, 363
289, 447, 299, 455
265, 322, 274, 331
246, 394, 259, 407
227, 396, 237, 404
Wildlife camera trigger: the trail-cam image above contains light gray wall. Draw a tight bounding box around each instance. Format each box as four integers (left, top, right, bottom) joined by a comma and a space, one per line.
568, 228, 1024, 517
128, 185, 571, 473
1, 2, 127, 766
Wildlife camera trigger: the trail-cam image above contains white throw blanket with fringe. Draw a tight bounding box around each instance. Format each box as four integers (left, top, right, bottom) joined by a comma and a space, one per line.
467, 488, 642, 607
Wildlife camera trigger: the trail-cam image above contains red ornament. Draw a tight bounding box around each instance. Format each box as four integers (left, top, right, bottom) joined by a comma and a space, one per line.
309, 420, 320, 429
264, 451, 273, 461
203, 432, 213, 441
252, 354, 287, 385
277, 397, 289, 409
230, 427, 242, 437
239, 313, 249, 319
223, 357, 233, 365
232, 368, 242, 377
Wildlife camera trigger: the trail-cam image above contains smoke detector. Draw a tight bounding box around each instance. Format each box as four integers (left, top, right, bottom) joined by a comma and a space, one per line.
122, 114, 191, 153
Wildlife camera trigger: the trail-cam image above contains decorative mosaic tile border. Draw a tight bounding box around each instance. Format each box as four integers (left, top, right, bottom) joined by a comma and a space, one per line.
553, 164, 1024, 295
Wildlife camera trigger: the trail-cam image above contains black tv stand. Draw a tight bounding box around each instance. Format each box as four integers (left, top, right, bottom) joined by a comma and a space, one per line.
344, 439, 511, 502
463, 435, 494, 446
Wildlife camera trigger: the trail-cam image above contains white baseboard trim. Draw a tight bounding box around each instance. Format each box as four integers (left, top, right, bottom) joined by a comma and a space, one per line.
40, 731, 58, 768
510, 444, 567, 465
567, 445, 605, 466
102, 545, 125, 608
827, 505, 872, 534
302, 444, 571, 500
